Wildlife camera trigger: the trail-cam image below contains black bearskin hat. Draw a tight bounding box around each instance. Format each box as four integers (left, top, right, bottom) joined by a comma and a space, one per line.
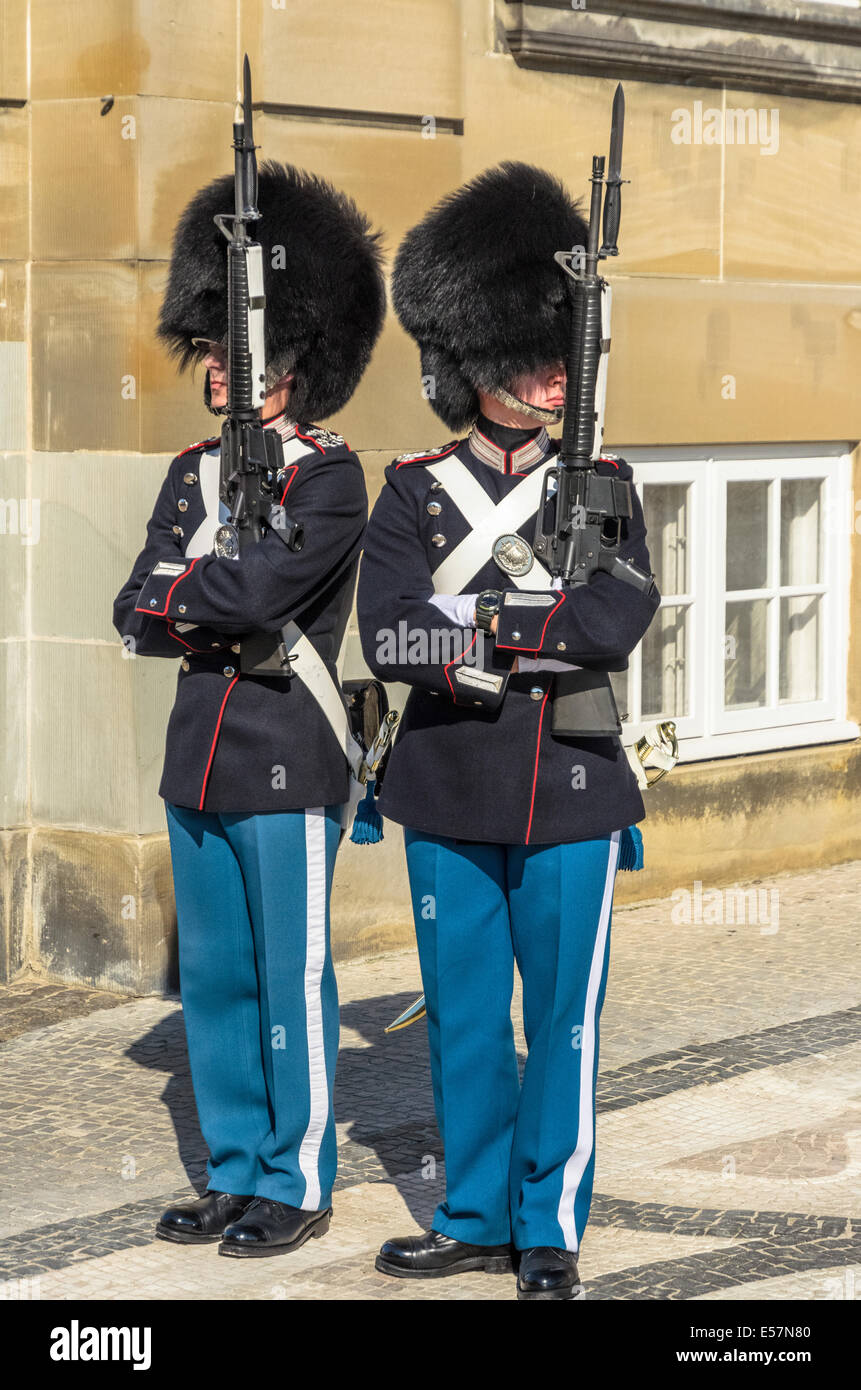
392, 161, 588, 431
158, 162, 386, 422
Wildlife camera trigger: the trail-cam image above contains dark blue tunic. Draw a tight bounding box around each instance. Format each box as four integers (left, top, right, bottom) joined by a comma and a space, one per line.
113, 423, 367, 814
356, 430, 661, 845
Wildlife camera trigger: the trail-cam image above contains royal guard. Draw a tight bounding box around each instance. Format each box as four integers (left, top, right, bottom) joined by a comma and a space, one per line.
357, 155, 661, 1298
113, 78, 386, 1259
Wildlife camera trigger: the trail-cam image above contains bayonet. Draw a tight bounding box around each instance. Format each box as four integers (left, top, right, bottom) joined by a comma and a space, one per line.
599, 83, 625, 258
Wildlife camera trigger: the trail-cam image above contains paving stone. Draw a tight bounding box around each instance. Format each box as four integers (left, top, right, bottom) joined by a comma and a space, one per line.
0, 858, 859, 1299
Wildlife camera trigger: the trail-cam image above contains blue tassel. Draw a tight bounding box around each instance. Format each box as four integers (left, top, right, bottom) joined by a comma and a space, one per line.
618, 824, 644, 872
349, 779, 384, 845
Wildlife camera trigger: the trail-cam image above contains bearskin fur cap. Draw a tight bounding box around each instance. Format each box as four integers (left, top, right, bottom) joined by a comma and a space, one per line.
158, 162, 386, 422
392, 161, 588, 431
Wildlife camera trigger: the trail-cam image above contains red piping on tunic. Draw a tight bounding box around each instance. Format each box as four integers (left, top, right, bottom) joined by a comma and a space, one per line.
166, 621, 225, 655
394, 443, 459, 470
524, 684, 552, 845
198, 675, 240, 810
295, 427, 351, 455
444, 632, 477, 703
177, 438, 217, 460
134, 555, 202, 618
278, 465, 299, 503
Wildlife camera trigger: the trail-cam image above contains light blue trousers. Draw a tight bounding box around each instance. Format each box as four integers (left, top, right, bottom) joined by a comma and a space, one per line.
404, 828, 620, 1252
165, 801, 342, 1210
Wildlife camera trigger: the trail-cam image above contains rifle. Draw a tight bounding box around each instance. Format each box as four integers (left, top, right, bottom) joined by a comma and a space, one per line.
212, 54, 304, 676
532, 83, 657, 737
533, 85, 652, 597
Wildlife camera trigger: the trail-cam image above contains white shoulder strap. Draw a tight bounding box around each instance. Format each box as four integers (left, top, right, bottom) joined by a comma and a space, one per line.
425, 456, 555, 594
281, 620, 363, 781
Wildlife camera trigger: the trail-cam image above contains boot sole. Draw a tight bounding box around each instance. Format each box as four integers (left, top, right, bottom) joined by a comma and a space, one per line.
155, 1224, 224, 1245
517, 1282, 586, 1301
218, 1211, 331, 1258
375, 1253, 513, 1279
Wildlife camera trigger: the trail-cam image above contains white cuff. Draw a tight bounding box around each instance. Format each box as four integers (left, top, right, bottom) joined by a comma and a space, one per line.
428, 592, 479, 629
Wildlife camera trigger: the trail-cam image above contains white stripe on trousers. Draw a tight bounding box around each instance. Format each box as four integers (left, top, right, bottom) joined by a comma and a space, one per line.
297, 807, 329, 1210
556, 829, 620, 1252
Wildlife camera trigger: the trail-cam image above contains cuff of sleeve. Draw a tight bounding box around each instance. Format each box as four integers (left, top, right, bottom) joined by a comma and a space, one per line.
134, 556, 200, 619
495, 589, 566, 653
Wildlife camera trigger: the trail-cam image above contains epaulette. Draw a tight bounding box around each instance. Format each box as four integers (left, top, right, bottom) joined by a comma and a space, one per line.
598, 453, 620, 470
295, 424, 348, 453
177, 436, 218, 460
393, 442, 459, 469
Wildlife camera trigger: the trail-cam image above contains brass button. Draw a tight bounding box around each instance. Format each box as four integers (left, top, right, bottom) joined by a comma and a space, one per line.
177, 498, 188, 512
431, 534, 446, 548
430, 480, 443, 492
512, 630, 522, 641
231, 643, 241, 653
149, 598, 157, 608
223, 666, 235, 678
177, 604, 187, 614
529, 686, 544, 701
180, 659, 190, 671
556, 641, 567, 651
183, 472, 198, 485
172, 525, 183, 537
426, 501, 442, 516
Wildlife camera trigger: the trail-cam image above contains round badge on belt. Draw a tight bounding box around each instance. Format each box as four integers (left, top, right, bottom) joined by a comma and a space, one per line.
492, 533, 534, 577
213, 523, 240, 560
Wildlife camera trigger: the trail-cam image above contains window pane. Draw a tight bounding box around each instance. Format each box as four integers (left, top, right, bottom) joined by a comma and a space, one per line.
724, 599, 768, 708
641, 604, 688, 720
726, 481, 769, 591
779, 595, 821, 702
781, 479, 822, 586
642, 484, 688, 596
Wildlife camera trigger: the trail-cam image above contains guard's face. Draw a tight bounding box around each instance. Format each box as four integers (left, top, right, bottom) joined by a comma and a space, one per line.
509, 361, 566, 413
192, 339, 228, 409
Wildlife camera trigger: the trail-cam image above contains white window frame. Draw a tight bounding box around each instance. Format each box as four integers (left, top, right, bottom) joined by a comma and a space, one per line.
618, 443, 858, 763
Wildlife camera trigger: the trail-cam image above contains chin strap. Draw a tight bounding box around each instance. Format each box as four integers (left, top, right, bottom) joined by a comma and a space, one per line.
489, 386, 563, 425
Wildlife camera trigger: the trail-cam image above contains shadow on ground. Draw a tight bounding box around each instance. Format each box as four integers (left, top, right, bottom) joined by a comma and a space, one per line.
123, 991, 465, 1228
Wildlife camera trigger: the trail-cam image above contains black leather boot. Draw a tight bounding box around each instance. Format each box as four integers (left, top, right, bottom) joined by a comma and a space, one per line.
156, 1190, 253, 1245
219, 1198, 331, 1258
516, 1246, 585, 1300
376, 1229, 513, 1279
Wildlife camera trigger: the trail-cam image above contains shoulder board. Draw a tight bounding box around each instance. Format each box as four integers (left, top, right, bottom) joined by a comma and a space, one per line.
393, 442, 459, 469
177, 437, 218, 460
295, 424, 348, 453
598, 453, 620, 470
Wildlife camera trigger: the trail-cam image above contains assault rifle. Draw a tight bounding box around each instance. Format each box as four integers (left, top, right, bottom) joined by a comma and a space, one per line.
532, 84, 658, 737
532, 84, 653, 600
212, 55, 304, 676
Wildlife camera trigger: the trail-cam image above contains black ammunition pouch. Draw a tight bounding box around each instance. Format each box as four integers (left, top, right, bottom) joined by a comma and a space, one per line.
551, 667, 622, 737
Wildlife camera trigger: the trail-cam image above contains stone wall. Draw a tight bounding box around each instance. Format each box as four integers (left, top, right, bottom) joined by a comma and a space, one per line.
1, 0, 859, 991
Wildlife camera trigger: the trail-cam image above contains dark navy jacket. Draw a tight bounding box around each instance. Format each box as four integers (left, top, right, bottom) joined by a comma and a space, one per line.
113, 421, 367, 814
356, 428, 661, 845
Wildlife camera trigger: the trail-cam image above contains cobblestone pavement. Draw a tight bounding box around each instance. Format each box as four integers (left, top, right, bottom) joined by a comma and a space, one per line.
1, 858, 859, 1301
0, 975, 128, 1043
